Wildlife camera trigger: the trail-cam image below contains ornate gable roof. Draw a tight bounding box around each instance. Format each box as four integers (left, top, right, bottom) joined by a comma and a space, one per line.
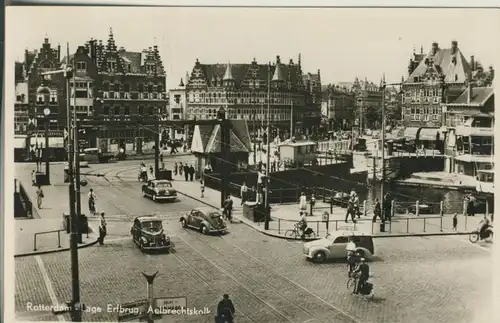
191, 120, 252, 153
407, 45, 471, 84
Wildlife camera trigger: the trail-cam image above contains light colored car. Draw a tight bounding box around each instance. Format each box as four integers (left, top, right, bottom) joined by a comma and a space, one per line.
303, 230, 374, 263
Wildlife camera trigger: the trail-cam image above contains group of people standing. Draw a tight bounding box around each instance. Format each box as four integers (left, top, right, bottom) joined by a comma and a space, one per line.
174, 162, 196, 181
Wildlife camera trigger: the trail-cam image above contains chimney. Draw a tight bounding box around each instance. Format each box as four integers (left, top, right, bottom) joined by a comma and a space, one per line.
431, 42, 439, 55
276, 55, 281, 64
24, 49, 29, 67
289, 58, 294, 65
57, 44, 61, 61
470, 55, 475, 72
451, 40, 458, 54
467, 72, 473, 104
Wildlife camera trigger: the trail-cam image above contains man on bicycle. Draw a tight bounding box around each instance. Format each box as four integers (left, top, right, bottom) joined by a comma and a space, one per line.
88, 188, 97, 215
298, 212, 308, 240
346, 237, 358, 276
479, 215, 492, 239
354, 258, 370, 294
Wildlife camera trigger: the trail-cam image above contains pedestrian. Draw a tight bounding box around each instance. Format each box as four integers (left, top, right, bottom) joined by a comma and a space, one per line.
250, 185, 256, 202
372, 198, 382, 223
200, 180, 205, 198
31, 170, 36, 185
240, 182, 248, 205
310, 194, 316, 216
160, 153, 164, 169
353, 193, 360, 218
216, 294, 235, 323
189, 165, 195, 181
466, 194, 476, 217
453, 213, 458, 231
223, 195, 234, 222
299, 192, 307, 214
179, 162, 183, 176
174, 162, 178, 175
35, 185, 44, 209
383, 193, 392, 221
184, 164, 190, 181
345, 196, 356, 223
98, 212, 107, 245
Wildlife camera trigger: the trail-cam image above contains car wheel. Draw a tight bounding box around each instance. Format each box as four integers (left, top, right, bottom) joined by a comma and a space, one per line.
142, 190, 146, 197
313, 251, 326, 263
180, 219, 187, 228
357, 250, 365, 258
139, 241, 144, 252
200, 225, 208, 235
152, 194, 156, 201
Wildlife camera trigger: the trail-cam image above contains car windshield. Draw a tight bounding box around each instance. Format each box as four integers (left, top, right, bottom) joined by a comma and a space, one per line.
208, 212, 222, 218
143, 221, 163, 231
156, 182, 172, 188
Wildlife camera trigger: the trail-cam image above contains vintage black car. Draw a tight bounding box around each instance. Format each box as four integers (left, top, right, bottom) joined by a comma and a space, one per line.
179, 207, 228, 235
141, 180, 177, 202
131, 216, 171, 252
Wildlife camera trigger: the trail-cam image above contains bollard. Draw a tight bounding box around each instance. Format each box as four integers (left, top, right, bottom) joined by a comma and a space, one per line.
406, 218, 409, 233
391, 200, 395, 218
57, 231, 61, 248
440, 201, 444, 217
316, 221, 319, 235
463, 199, 467, 216
416, 200, 420, 216
371, 221, 374, 234
278, 219, 281, 234
363, 200, 367, 217
335, 220, 338, 231
330, 198, 333, 214
465, 213, 468, 231
423, 218, 426, 232
485, 200, 489, 217
440, 216, 443, 232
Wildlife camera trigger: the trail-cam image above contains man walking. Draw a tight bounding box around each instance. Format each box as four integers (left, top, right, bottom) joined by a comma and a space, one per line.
98, 212, 107, 245
223, 195, 234, 222
240, 182, 248, 205
216, 294, 235, 323
184, 164, 189, 181
189, 165, 195, 181
372, 198, 382, 223
345, 196, 356, 223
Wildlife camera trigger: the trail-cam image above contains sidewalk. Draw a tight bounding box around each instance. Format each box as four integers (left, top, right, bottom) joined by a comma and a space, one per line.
170, 177, 481, 240
15, 166, 98, 256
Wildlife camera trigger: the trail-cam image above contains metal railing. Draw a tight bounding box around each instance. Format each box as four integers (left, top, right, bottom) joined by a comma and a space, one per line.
18, 181, 36, 219
270, 214, 479, 238
33, 229, 66, 251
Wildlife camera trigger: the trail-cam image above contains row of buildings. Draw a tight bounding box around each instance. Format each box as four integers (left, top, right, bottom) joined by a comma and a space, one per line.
14, 30, 323, 158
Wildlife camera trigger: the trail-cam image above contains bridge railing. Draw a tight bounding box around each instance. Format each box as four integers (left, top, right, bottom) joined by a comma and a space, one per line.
33, 229, 65, 251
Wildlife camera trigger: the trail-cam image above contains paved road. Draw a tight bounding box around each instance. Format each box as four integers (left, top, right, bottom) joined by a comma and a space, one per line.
14, 161, 493, 323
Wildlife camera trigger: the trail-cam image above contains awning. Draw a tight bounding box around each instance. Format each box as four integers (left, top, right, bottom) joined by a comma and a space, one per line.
418, 128, 440, 141
403, 127, 419, 139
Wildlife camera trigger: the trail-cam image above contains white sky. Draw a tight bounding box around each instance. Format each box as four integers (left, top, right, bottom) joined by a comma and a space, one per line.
6, 7, 499, 89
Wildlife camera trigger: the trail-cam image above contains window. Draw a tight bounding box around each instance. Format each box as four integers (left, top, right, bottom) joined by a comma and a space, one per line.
138, 106, 144, 115
123, 84, 130, 92
138, 84, 145, 92
333, 236, 349, 244
148, 85, 154, 93
157, 84, 163, 93
109, 107, 114, 115
103, 105, 110, 115
103, 83, 110, 91
75, 90, 88, 98
49, 90, 57, 103
76, 62, 87, 72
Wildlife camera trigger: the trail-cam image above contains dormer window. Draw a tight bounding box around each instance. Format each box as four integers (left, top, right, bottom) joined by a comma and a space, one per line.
108, 59, 117, 72
50, 90, 57, 103
76, 61, 87, 72
451, 56, 457, 65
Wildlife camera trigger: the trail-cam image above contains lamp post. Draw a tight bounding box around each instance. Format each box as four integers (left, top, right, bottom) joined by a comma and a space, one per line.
43, 107, 51, 184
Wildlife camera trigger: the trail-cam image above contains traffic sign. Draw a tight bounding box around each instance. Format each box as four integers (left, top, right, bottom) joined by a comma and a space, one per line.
117, 299, 149, 322
155, 297, 187, 311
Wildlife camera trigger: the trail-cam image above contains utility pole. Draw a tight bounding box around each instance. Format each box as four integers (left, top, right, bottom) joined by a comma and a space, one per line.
218, 107, 230, 207
142, 272, 158, 323
154, 116, 160, 179
66, 43, 81, 322
290, 92, 294, 139
264, 63, 271, 230
72, 57, 82, 244
252, 76, 257, 165
380, 74, 386, 227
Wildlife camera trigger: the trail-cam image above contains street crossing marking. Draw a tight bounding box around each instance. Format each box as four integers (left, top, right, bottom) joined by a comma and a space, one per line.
35, 256, 65, 322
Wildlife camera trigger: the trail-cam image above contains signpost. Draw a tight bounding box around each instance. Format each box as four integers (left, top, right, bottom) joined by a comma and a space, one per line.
155, 297, 187, 311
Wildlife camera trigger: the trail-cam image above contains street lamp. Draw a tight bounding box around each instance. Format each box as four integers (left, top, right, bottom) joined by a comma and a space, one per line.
37, 85, 52, 184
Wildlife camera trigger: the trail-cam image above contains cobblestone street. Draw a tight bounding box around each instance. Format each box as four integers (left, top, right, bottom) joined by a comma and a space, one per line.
14, 161, 493, 323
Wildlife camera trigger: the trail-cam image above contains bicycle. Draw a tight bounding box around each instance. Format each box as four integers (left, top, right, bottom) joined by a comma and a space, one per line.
469, 227, 493, 243
284, 224, 316, 239
347, 273, 374, 299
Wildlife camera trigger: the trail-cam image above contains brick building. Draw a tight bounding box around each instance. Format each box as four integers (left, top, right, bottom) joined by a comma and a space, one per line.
185, 55, 322, 139
14, 30, 169, 156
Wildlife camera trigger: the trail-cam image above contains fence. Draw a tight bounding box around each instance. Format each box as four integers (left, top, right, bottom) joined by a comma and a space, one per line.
17, 180, 37, 218
33, 229, 65, 251
266, 214, 479, 237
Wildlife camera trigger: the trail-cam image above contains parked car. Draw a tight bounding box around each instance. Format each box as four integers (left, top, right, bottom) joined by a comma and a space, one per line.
303, 230, 374, 263
179, 207, 228, 235
130, 215, 171, 252
372, 132, 380, 139
141, 180, 177, 202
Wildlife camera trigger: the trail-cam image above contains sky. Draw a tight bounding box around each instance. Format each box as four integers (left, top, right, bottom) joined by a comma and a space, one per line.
6, 7, 499, 89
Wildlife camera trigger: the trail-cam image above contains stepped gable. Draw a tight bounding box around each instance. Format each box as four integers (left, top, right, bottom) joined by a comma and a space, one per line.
407, 41, 471, 83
